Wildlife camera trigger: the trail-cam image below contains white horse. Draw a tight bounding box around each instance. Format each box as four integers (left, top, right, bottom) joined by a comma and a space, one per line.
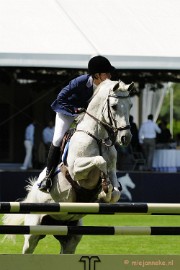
2, 79, 133, 254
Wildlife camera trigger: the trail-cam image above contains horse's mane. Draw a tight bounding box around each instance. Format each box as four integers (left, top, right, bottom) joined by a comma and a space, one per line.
89, 79, 129, 104
74, 79, 129, 125
74, 112, 86, 124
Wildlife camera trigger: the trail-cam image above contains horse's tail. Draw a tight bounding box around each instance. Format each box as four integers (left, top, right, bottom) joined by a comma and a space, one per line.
1, 177, 37, 243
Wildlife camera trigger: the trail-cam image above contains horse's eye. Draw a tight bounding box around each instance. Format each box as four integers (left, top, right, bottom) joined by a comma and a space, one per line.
112, 104, 117, 110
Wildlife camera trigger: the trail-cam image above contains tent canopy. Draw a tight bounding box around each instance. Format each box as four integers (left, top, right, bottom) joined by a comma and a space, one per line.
0, 0, 180, 69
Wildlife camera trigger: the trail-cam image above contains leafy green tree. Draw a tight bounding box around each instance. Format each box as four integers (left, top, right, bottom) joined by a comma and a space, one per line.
159, 83, 180, 137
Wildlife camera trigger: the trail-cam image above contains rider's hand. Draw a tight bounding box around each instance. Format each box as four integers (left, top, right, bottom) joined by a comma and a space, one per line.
74, 108, 86, 114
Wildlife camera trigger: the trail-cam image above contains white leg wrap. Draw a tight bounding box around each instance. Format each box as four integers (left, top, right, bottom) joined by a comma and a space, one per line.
110, 187, 121, 203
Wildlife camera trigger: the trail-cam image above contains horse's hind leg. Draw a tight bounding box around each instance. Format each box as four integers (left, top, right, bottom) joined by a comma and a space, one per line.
58, 234, 82, 254
23, 234, 42, 254
22, 214, 43, 254
57, 220, 83, 254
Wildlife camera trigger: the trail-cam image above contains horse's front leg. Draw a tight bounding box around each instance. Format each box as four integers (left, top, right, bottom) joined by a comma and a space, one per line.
94, 156, 120, 203
108, 170, 121, 203
102, 147, 121, 203
97, 178, 113, 202
71, 156, 113, 202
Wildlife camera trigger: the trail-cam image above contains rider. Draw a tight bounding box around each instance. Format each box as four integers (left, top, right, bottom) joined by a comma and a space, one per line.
38, 55, 115, 192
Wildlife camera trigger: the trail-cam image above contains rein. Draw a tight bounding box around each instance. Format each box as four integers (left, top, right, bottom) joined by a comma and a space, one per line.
76, 93, 130, 153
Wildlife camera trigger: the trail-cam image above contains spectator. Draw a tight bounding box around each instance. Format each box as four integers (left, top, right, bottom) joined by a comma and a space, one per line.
156, 120, 172, 144
129, 115, 140, 152
20, 121, 36, 170
176, 133, 180, 148
139, 114, 161, 171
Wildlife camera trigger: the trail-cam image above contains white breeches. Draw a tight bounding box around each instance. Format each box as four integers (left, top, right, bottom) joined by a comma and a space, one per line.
52, 112, 74, 147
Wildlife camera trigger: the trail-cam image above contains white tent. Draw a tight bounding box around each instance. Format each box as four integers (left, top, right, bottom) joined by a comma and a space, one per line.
0, 0, 180, 69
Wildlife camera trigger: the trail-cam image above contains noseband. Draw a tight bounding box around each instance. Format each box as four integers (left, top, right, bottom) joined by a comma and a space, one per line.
76, 93, 131, 153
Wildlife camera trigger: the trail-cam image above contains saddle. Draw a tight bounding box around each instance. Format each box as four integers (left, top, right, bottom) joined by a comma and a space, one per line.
60, 128, 75, 164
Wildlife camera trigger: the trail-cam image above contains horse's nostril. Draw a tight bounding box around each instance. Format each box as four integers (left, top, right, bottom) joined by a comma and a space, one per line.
121, 136, 126, 145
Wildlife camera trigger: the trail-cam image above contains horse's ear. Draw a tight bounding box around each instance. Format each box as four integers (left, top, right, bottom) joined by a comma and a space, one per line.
113, 80, 134, 92
127, 82, 134, 92
112, 82, 119, 92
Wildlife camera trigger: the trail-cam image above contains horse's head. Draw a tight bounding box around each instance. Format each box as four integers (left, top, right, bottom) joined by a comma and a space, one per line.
102, 79, 133, 146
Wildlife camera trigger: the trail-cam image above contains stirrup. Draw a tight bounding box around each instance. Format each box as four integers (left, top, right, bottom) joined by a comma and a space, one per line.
38, 177, 53, 193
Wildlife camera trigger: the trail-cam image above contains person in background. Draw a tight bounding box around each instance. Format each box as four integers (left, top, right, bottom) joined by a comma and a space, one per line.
139, 114, 161, 171
116, 116, 142, 171
176, 133, 180, 148
156, 120, 172, 144
129, 115, 140, 152
38, 55, 115, 192
20, 121, 36, 170
42, 120, 55, 155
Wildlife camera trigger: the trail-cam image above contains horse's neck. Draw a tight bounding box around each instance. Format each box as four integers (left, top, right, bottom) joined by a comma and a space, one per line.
77, 113, 107, 139
76, 83, 111, 141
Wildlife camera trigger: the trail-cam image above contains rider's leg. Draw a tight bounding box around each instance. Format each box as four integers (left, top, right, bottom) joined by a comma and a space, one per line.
38, 112, 74, 192
38, 143, 60, 192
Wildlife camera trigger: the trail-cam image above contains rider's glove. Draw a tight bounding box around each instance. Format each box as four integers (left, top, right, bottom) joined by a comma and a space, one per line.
74, 108, 86, 114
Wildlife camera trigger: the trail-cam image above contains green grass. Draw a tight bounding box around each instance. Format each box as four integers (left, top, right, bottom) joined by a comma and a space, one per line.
1, 214, 180, 254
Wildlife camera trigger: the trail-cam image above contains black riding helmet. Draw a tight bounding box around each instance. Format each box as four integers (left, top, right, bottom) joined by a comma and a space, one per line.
88, 55, 115, 74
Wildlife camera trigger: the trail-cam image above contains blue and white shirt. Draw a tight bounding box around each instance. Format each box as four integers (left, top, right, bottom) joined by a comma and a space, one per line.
25, 123, 35, 144
51, 74, 93, 116
139, 120, 161, 144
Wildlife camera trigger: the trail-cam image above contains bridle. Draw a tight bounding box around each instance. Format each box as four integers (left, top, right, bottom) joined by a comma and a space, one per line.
76, 92, 131, 155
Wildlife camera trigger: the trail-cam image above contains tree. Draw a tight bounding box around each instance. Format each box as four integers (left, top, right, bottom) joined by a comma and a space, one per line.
159, 83, 180, 137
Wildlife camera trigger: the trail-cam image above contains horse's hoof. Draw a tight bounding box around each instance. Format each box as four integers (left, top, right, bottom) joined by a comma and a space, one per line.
101, 178, 111, 194
110, 187, 121, 203
98, 184, 113, 203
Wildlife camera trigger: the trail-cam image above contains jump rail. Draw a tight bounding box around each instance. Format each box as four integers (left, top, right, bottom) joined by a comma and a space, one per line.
1, 202, 180, 215
1, 225, 180, 235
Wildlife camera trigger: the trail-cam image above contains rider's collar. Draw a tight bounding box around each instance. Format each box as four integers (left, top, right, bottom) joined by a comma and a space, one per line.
86, 76, 93, 88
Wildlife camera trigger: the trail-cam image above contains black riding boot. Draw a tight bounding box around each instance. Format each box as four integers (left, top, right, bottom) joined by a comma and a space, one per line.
38, 144, 61, 193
